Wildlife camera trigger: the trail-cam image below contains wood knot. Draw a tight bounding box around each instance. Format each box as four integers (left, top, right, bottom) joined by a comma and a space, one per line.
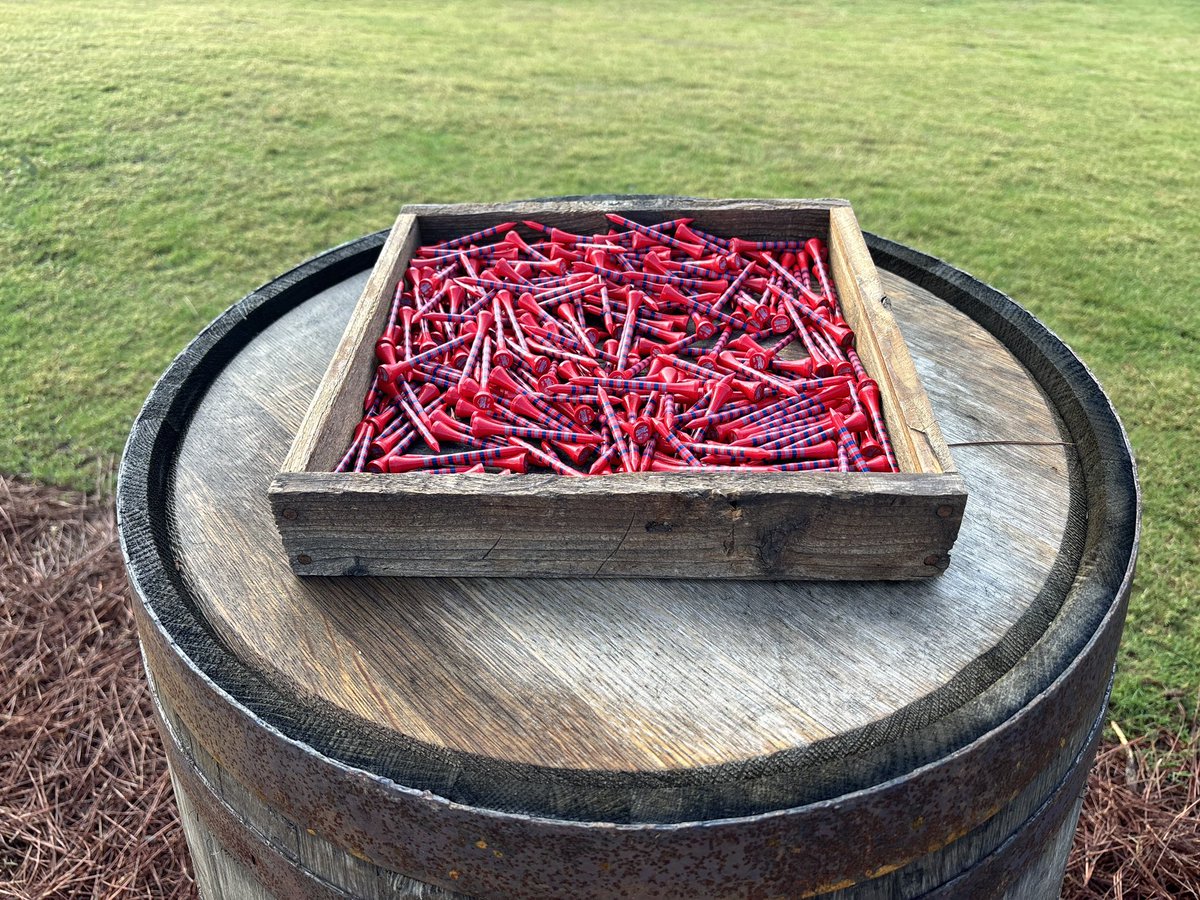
296, 553, 312, 565
281, 508, 298, 520
757, 515, 811, 572
936, 505, 954, 518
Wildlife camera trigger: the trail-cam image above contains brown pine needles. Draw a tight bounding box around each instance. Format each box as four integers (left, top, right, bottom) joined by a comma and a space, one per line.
0, 478, 195, 899
1065, 714, 1200, 898
0, 474, 1195, 898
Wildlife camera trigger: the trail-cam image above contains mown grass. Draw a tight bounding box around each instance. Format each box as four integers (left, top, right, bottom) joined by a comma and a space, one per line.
1, 0, 1196, 732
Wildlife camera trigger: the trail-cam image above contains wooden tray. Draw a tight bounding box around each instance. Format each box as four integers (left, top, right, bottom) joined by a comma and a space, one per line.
269, 198, 966, 579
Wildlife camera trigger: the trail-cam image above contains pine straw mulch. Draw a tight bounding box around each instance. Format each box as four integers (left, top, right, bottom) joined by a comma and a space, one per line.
1064, 716, 1200, 899
1, 477, 195, 899
1, 475, 1197, 899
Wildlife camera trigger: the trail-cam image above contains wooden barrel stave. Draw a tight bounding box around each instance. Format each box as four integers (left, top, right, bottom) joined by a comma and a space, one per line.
118, 209, 1138, 898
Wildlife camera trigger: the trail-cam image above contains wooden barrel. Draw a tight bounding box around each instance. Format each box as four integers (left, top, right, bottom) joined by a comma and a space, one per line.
118, 204, 1139, 899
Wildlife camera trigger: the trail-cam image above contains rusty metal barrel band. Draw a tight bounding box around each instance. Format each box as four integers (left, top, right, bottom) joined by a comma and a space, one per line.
154, 624, 1112, 899
155, 682, 469, 900
922, 688, 1105, 899
118, 204, 1138, 895
163, 728, 355, 900
156, 652, 1109, 900
132, 575, 1125, 897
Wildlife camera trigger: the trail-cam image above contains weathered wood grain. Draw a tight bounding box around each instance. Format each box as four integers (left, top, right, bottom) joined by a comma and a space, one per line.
275, 200, 966, 580
830, 208, 916, 474
170, 265, 1073, 773
282, 212, 418, 474
402, 196, 845, 244
271, 470, 965, 579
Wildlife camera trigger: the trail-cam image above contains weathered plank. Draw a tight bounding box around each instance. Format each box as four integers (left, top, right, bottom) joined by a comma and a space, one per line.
282, 212, 418, 474
402, 196, 846, 244
271, 469, 964, 579
830, 208, 957, 476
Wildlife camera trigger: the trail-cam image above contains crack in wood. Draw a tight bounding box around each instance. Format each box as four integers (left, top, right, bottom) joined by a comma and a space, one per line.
948, 440, 1075, 448
595, 515, 636, 576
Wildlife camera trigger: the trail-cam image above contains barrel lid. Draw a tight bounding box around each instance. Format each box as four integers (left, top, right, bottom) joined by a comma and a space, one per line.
119, 218, 1138, 826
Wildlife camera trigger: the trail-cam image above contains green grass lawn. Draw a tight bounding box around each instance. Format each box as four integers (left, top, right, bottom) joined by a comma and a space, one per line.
2, 0, 1196, 734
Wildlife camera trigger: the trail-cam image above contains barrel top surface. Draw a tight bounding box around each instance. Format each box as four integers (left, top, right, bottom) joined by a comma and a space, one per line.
165, 246, 1074, 774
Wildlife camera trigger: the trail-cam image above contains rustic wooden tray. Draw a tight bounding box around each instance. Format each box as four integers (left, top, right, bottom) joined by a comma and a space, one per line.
269, 198, 966, 579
